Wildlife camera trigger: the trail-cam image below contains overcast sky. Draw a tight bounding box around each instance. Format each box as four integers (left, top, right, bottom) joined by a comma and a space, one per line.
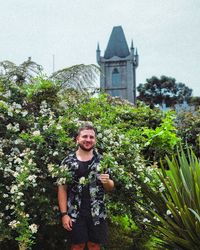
1, 0, 200, 96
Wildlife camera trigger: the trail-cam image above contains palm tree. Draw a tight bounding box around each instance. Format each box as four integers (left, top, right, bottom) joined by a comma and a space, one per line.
0, 57, 43, 84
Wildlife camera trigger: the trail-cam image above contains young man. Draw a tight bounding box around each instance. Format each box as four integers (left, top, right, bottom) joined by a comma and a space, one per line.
58, 124, 114, 250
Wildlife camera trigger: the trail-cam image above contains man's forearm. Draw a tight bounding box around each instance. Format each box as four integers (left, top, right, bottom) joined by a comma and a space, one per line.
102, 179, 114, 192
58, 185, 67, 213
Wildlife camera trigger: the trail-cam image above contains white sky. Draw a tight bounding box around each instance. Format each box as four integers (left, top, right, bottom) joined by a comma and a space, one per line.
1, 0, 200, 96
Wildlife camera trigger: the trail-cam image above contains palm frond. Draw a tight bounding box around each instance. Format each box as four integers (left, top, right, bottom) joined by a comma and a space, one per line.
50, 64, 99, 92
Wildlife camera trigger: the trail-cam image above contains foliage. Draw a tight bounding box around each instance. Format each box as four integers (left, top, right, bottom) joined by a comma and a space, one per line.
50, 64, 99, 92
0, 75, 182, 249
137, 75, 192, 107
142, 111, 181, 164
175, 110, 200, 157
0, 58, 42, 84
0, 59, 99, 92
188, 96, 200, 108
146, 147, 200, 249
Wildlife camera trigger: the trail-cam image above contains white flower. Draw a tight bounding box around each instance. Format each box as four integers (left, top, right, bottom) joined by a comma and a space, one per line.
144, 177, 150, 183
4, 90, 11, 98
14, 157, 23, 164
47, 163, 54, 172
43, 125, 48, 130
53, 151, 59, 156
56, 124, 62, 130
29, 224, 38, 234
12, 102, 22, 109
6, 123, 13, 130
79, 177, 86, 185
96, 165, 102, 172
102, 137, 108, 142
10, 185, 18, 194
57, 178, 67, 185
153, 216, 160, 221
21, 110, 28, 117
27, 175, 37, 182
17, 192, 24, 197
32, 130, 40, 136
28, 159, 33, 165
166, 210, 172, 215
9, 220, 20, 229
159, 184, 165, 192
8, 111, 13, 117
104, 129, 111, 135
14, 139, 23, 145
143, 218, 150, 223
97, 133, 103, 139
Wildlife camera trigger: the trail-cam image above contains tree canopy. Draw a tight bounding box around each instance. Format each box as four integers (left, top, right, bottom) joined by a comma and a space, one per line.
137, 75, 193, 107
0, 59, 99, 92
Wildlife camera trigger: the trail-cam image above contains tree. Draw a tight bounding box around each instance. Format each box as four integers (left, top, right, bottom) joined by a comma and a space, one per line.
50, 64, 99, 92
0, 58, 42, 84
188, 96, 200, 108
0, 59, 99, 92
137, 75, 192, 107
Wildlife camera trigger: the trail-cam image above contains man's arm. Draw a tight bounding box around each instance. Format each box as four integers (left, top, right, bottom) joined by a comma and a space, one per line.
99, 174, 114, 192
57, 185, 72, 231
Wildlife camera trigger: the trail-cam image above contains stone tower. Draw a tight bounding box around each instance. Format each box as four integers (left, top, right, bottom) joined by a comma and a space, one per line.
96, 26, 138, 104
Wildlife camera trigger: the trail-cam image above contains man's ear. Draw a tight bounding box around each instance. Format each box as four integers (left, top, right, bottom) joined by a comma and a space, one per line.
75, 135, 79, 145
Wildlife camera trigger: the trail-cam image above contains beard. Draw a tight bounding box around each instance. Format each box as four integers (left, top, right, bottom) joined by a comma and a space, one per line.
78, 143, 94, 152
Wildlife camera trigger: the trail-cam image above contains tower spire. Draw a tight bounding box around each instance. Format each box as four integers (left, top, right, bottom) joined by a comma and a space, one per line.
131, 40, 134, 49
130, 39, 134, 58
96, 42, 101, 64
135, 48, 139, 66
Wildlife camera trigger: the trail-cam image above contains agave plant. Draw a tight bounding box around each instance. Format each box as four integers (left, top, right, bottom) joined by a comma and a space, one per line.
151, 147, 200, 249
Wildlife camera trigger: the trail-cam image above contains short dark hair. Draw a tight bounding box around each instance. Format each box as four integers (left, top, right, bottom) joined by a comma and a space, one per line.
77, 123, 97, 136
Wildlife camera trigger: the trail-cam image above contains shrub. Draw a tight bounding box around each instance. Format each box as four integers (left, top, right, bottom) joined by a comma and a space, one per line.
0, 77, 181, 249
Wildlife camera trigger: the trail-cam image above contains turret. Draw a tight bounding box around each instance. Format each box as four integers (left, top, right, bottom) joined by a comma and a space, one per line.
96, 43, 101, 64
130, 40, 134, 58
135, 48, 139, 67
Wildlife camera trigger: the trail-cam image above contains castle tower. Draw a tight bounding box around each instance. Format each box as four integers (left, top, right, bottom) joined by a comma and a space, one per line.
96, 26, 139, 104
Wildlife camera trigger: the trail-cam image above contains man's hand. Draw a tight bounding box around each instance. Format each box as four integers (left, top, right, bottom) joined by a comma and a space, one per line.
99, 174, 110, 184
62, 215, 73, 231
99, 174, 114, 191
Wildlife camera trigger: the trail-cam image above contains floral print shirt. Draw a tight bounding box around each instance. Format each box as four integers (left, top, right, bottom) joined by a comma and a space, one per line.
60, 150, 110, 225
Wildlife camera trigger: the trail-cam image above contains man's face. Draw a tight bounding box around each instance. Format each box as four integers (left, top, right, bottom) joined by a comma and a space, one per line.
76, 129, 96, 152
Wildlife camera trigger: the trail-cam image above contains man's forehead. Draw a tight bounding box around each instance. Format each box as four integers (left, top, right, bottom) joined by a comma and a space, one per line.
79, 129, 96, 136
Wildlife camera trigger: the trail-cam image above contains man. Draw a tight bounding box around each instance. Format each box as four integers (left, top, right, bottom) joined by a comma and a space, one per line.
58, 124, 114, 250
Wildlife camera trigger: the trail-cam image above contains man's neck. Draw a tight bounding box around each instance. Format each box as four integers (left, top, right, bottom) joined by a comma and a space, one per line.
76, 148, 94, 161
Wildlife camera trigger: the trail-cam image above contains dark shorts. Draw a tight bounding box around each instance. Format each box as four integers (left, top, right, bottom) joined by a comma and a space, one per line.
68, 215, 108, 245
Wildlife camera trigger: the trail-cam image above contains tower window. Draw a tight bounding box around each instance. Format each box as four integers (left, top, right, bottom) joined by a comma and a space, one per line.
112, 68, 120, 96
112, 68, 120, 86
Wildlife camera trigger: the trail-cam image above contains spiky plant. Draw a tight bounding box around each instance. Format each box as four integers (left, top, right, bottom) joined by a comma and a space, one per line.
150, 147, 200, 249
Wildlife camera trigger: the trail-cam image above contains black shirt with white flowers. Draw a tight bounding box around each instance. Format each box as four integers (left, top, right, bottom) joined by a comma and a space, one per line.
60, 150, 110, 225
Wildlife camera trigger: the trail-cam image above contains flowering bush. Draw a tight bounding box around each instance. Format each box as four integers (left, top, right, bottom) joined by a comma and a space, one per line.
0, 77, 181, 249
